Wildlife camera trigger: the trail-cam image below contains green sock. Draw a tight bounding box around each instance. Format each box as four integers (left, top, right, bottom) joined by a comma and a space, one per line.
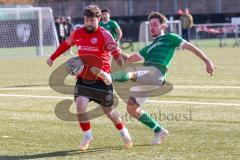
111, 71, 130, 82
139, 111, 161, 132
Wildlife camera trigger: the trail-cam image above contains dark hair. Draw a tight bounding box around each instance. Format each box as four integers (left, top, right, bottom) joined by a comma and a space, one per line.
101, 8, 110, 15
83, 5, 101, 18
148, 11, 167, 24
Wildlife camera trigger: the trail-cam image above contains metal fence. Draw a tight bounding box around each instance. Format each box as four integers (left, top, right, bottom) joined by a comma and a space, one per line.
190, 23, 240, 48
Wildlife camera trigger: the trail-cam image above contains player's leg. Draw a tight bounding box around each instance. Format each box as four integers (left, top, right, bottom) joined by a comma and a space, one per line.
91, 80, 132, 149
127, 66, 168, 144
110, 65, 163, 84
90, 66, 137, 85
74, 79, 93, 151
102, 106, 132, 149
90, 65, 164, 85
112, 70, 137, 82
75, 96, 93, 151
90, 67, 113, 85
127, 96, 168, 145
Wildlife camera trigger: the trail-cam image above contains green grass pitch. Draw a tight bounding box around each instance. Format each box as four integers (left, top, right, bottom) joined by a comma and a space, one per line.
0, 46, 240, 159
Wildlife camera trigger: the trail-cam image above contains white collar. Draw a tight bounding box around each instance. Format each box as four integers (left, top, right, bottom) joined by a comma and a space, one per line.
153, 34, 165, 39
102, 20, 110, 24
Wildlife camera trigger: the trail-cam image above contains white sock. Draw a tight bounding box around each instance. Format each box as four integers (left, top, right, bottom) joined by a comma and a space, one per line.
119, 127, 128, 137
136, 70, 149, 78
84, 129, 92, 139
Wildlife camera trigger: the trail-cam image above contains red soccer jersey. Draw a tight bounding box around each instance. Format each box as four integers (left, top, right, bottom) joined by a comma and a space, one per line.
50, 26, 121, 81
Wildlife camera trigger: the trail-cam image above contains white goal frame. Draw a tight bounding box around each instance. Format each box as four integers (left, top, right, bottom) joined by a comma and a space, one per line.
0, 7, 59, 57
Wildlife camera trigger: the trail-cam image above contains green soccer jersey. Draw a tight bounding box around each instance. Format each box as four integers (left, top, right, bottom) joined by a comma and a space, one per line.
139, 33, 185, 75
99, 19, 120, 41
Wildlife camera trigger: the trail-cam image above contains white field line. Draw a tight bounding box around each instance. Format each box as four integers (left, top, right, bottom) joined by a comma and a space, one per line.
0, 94, 72, 99
0, 87, 51, 91
0, 93, 240, 106
174, 85, 240, 89
0, 85, 240, 91
147, 100, 240, 106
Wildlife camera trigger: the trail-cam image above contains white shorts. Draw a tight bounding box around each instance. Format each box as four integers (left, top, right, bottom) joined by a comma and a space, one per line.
128, 65, 165, 105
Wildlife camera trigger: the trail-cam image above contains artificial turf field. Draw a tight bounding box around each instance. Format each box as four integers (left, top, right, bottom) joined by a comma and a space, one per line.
0, 47, 240, 160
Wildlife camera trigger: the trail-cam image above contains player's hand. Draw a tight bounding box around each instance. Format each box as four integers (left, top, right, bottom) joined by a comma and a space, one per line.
47, 58, 53, 67
121, 53, 129, 62
115, 57, 124, 67
113, 54, 128, 67
205, 59, 216, 76
126, 53, 142, 63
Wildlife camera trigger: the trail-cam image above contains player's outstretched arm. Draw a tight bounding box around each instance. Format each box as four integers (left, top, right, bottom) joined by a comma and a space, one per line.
47, 30, 76, 67
182, 41, 216, 76
113, 52, 143, 67
112, 52, 129, 67
115, 28, 122, 42
47, 40, 72, 67
126, 53, 144, 63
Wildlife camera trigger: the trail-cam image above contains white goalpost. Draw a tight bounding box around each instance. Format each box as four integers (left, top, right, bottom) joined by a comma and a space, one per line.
0, 7, 59, 57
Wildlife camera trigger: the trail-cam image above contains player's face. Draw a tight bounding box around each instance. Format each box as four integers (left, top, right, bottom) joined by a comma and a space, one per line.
101, 12, 110, 21
149, 18, 165, 37
84, 16, 100, 33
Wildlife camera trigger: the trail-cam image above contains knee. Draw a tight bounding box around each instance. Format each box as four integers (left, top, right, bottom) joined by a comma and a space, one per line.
127, 106, 135, 116
105, 110, 113, 118
127, 104, 141, 117
75, 98, 88, 112
105, 110, 122, 121
127, 97, 137, 113
103, 107, 115, 117
127, 105, 143, 119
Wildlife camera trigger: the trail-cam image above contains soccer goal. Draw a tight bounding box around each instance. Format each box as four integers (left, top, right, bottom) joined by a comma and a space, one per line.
138, 20, 182, 47
0, 7, 59, 57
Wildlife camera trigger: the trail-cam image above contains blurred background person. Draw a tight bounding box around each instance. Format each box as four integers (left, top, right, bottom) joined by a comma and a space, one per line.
99, 8, 122, 44
64, 16, 74, 38
54, 16, 61, 44
179, 8, 193, 42
59, 16, 66, 43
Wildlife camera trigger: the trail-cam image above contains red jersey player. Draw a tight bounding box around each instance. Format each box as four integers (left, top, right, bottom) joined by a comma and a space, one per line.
47, 5, 132, 151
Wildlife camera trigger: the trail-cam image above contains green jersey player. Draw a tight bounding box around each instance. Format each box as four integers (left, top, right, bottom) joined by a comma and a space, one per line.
99, 8, 122, 43
91, 11, 216, 146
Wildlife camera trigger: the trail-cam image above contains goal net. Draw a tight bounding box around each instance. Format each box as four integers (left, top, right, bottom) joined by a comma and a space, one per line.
138, 20, 182, 47
0, 7, 59, 57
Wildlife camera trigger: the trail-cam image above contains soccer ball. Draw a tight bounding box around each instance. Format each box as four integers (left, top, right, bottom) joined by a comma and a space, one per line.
66, 56, 84, 76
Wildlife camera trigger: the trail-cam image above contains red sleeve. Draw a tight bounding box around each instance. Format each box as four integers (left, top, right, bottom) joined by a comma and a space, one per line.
50, 40, 71, 61
50, 30, 76, 61
100, 27, 121, 59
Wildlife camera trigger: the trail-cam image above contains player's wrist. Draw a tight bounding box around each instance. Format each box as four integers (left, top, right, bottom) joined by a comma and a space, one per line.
49, 56, 55, 62
203, 57, 212, 65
